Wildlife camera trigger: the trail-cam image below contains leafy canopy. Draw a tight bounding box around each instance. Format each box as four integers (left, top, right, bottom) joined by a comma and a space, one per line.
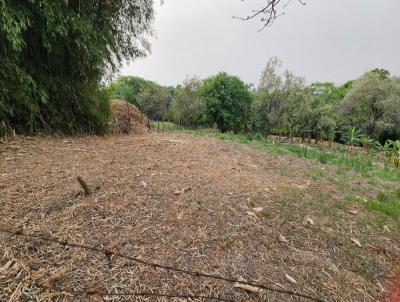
1, 0, 154, 134
169, 77, 209, 127
201, 72, 252, 133
106, 76, 160, 108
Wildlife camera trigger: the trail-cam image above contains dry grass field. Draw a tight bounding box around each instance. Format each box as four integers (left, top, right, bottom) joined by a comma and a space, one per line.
1, 132, 399, 301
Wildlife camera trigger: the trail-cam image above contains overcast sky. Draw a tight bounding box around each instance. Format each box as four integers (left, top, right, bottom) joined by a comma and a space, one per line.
120, 0, 400, 87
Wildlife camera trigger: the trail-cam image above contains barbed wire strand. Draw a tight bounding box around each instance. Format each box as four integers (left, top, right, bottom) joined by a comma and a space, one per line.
18, 282, 235, 301
0, 227, 325, 302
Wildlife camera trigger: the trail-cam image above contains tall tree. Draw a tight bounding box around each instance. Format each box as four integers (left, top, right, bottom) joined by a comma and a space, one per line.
169, 77, 208, 127
258, 57, 305, 135
202, 72, 252, 133
1, 0, 154, 134
258, 57, 282, 95
106, 76, 159, 108
338, 71, 390, 140
139, 85, 171, 121
377, 77, 400, 141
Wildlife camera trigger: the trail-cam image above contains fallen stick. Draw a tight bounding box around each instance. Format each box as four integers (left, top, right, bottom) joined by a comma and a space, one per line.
0, 228, 326, 302
55, 147, 91, 152
234, 282, 266, 295
76, 176, 91, 195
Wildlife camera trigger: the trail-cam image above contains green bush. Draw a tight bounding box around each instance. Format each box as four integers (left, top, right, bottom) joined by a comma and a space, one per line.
105, 76, 160, 108
384, 140, 400, 168
201, 72, 252, 134
168, 77, 210, 128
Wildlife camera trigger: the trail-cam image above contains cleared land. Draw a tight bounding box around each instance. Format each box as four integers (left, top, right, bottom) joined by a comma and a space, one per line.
1, 132, 399, 301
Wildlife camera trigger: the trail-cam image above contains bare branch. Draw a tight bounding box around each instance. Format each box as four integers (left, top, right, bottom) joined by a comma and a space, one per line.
76, 176, 91, 195
234, 0, 306, 30
0, 227, 326, 302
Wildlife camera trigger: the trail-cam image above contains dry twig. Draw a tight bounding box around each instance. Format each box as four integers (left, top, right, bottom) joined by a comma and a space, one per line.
76, 176, 91, 195
0, 227, 326, 302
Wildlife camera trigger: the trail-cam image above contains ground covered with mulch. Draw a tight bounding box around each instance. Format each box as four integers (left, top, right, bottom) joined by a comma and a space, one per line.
1, 132, 399, 301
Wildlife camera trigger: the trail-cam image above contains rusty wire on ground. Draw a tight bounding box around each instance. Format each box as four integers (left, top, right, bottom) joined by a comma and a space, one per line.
0, 227, 326, 302
0, 278, 234, 302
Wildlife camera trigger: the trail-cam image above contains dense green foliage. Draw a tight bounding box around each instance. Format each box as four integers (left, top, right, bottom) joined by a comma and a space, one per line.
201, 72, 252, 133
105, 76, 159, 108
341, 72, 400, 142
384, 140, 400, 168
107, 58, 399, 149
168, 77, 209, 128
1, 0, 398, 145
108, 73, 253, 133
1, 0, 154, 135
342, 126, 364, 147
253, 58, 400, 144
249, 91, 270, 136
139, 84, 173, 121
106, 75, 176, 121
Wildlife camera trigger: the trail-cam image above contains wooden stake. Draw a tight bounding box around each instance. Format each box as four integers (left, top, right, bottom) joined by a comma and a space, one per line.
76, 176, 91, 195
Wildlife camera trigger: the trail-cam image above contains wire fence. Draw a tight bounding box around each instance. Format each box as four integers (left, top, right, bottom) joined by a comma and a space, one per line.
8, 283, 235, 302
0, 227, 326, 302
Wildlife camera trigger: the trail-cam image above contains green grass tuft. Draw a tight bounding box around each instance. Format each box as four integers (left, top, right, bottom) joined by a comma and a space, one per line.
396, 188, 400, 199
366, 189, 400, 226
377, 191, 390, 203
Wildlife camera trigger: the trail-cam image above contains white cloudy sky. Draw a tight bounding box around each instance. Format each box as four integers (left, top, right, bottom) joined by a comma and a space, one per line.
120, 0, 400, 86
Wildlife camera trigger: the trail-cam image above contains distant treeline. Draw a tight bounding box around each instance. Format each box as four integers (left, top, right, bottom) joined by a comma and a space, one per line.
107, 57, 400, 145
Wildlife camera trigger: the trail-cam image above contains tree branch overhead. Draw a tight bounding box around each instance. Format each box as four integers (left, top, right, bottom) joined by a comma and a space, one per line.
235, 0, 306, 30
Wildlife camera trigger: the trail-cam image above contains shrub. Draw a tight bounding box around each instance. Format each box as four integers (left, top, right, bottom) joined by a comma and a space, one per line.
342, 126, 364, 147
201, 72, 252, 134
384, 140, 400, 168
168, 77, 209, 128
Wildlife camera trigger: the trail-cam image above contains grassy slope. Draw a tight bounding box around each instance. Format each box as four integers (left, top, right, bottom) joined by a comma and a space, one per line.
216, 132, 400, 228
161, 124, 400, 230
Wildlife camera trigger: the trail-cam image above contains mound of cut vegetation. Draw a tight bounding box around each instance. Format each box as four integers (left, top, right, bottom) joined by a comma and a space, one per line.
110, 99, 150, 134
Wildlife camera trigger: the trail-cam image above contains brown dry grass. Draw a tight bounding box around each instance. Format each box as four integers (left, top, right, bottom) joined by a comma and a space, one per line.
110, 99, 149, 135
0, 132, 399, 301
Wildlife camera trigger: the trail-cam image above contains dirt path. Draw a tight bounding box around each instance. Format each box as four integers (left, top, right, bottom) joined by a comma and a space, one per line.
1, 132, 399, 301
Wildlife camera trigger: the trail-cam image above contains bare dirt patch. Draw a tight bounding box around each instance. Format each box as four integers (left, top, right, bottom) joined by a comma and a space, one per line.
0, 132, 399, 301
